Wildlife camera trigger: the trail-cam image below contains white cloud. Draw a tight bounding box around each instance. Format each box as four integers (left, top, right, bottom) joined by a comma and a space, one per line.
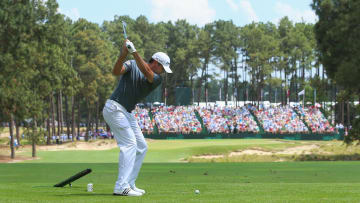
58, 8, 80, 21
274, 2, 317, 24
226, 0, 239, 11
239, 0, 259, 23
150, 0, 216, 26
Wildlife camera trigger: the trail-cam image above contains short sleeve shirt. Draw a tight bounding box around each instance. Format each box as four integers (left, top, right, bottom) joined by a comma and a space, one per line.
110, 60, 162, 112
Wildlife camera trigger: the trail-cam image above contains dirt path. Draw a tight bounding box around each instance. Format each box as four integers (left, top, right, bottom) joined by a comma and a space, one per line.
0, 132, 9, 138
37, 140, 118, 151
0, 154, 39, 163
0, 139, 119, 163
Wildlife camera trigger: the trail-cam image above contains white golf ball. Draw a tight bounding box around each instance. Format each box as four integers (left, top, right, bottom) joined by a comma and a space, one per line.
195, 189, 200, 194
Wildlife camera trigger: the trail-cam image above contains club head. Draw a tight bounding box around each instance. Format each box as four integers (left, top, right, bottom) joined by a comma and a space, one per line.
122, 21, 127, 27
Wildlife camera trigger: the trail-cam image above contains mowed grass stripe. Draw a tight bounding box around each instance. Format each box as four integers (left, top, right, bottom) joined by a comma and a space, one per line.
1, 162, 360, 202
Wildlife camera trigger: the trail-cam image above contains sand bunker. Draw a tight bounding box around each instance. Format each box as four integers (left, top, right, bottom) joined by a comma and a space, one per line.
192, 144, 320, 159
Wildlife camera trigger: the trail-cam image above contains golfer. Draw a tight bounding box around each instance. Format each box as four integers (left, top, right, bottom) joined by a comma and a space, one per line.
103, 39, 172, 196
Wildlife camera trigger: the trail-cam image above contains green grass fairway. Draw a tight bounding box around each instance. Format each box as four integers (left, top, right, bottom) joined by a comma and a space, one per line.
2, 139, 360, 202
1, 162, 360, 202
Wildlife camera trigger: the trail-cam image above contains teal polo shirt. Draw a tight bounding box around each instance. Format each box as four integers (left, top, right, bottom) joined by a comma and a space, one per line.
110, 60, 162, 112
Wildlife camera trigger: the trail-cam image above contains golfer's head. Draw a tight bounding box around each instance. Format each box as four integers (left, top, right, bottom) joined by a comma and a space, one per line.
151, 52, 172, 74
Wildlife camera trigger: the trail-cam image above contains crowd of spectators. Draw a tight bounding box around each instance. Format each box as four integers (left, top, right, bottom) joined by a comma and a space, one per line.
132, 106, 154, 134
197, 106, 231, 133
152, 106, 202, 134
233, 106, 260, 133
132, 104, 337, 135
253, 105, 309, 133
197, 106, 259, 133
296, 106, 335, 133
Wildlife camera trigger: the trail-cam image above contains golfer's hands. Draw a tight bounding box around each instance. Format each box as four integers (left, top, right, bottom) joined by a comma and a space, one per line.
126, 40, 136, 53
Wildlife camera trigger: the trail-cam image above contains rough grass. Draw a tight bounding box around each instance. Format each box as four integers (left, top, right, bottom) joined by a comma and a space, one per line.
0, 138, 7, 145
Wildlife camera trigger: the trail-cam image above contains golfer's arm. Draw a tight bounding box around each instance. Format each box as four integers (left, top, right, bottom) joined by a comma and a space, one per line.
112, 52, 128, 76
132, 52, 154, 83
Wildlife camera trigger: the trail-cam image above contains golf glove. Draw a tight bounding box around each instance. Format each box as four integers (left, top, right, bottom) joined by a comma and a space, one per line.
126, 40, 136, 53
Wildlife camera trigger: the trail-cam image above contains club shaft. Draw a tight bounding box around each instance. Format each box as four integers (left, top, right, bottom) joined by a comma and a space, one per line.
122, 23, 127, 39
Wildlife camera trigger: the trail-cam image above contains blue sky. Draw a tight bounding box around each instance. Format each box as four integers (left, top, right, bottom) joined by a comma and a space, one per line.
57, 0, 317, 27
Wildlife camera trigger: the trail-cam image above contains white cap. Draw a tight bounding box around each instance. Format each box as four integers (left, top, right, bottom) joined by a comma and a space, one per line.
152, 52, 172, 73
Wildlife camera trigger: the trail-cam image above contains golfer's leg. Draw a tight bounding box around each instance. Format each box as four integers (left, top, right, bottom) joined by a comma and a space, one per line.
113, 127, 137, 192
127, 115, 148, 187
103, 108, 137, 192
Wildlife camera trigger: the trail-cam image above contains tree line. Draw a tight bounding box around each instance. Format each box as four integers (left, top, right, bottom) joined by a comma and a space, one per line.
312, 0, 360, 143
1, 0, 358, 158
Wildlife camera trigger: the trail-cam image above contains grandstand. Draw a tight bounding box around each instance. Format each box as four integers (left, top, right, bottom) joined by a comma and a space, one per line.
151, 106, 202, 134
196, 106, 259, 133
132, 104, 343, 140
132, 106, 154, 134
295, 106, 335, 133
253, 105, 309, 134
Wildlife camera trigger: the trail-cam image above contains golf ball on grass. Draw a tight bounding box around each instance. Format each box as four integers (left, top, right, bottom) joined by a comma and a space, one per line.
195, 189, 200, 194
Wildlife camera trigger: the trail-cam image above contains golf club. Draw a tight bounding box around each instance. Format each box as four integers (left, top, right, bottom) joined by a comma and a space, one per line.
122, 21, 132, 50
122, 21, 128, 39
54, 168, 92, 187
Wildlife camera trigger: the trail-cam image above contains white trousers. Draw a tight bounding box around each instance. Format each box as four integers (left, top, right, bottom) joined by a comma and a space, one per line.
102, 100, 147, 192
